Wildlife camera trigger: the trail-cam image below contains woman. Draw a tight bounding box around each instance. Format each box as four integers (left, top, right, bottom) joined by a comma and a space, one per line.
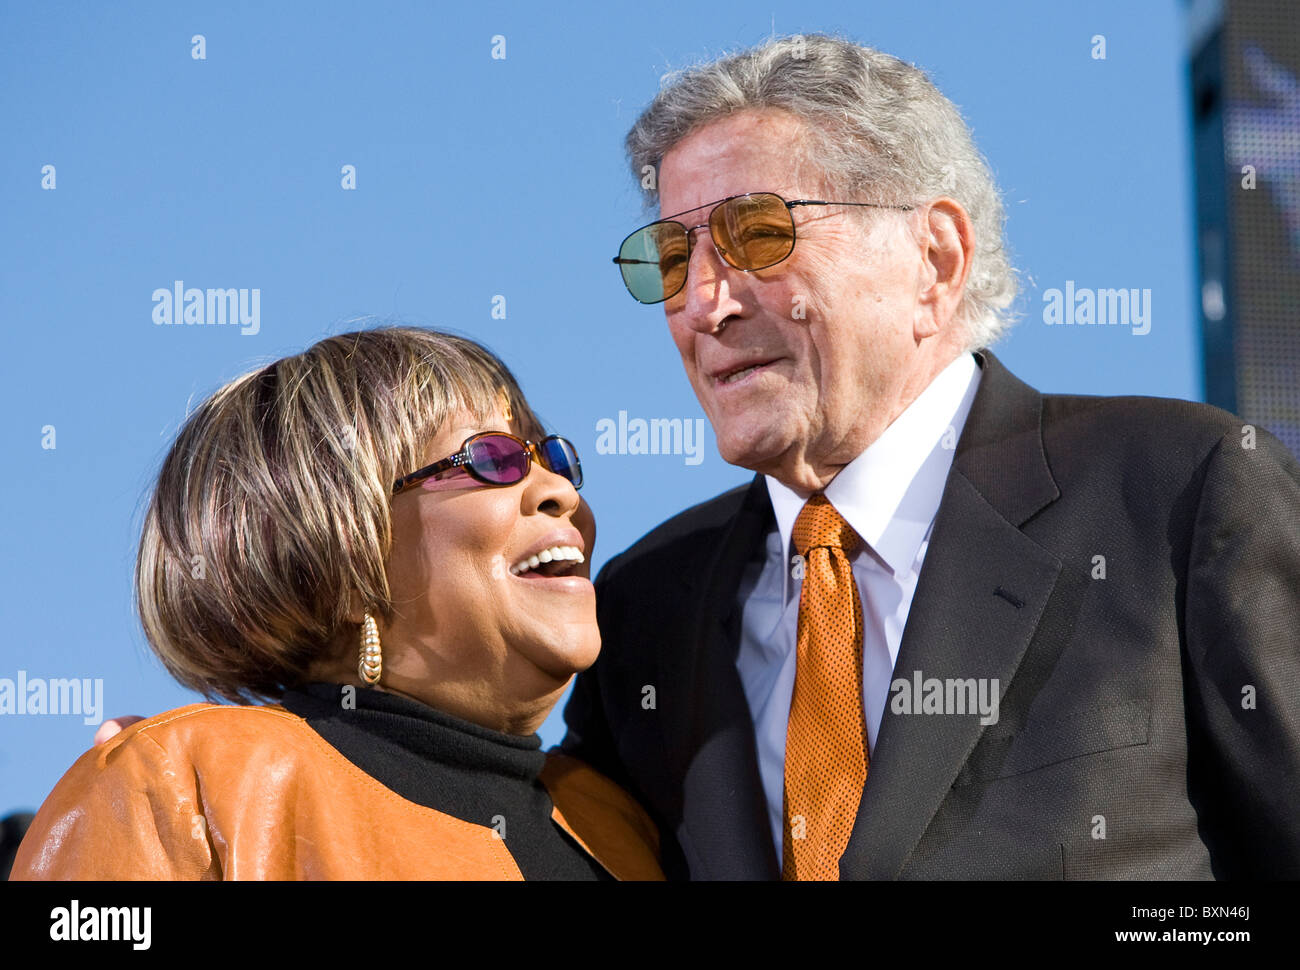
11, 327, 662, 880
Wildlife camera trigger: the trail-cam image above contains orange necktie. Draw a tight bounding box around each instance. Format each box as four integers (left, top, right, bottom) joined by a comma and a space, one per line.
782, 493, 868, 881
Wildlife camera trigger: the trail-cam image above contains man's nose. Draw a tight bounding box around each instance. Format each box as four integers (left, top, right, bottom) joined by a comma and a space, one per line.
675, 224, 742, 332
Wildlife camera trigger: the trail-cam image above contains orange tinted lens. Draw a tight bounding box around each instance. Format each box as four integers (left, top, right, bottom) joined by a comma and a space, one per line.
651, 223, 691, 298
710, 194, 794, 270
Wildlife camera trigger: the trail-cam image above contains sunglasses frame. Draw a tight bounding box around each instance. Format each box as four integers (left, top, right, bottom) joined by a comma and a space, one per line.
392, 431, 582, 495
613, 192, 915, 305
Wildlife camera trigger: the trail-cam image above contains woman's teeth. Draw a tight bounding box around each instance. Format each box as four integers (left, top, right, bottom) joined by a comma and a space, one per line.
509, 545, 585, 576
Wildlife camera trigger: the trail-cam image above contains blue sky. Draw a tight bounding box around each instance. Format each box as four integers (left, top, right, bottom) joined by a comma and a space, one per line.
0, 0, 1199, 811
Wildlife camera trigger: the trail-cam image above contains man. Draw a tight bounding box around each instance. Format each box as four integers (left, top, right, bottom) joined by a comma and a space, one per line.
562, 34, 1300, 880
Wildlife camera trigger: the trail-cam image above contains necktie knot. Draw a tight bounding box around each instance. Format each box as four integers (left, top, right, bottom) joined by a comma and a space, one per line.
792, 494, 860, 558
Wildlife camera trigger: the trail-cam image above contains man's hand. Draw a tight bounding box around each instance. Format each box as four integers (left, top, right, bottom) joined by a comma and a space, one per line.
94, 717, 145, 746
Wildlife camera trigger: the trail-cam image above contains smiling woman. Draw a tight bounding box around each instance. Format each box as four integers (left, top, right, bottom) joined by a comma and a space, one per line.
10, 327, 662, 881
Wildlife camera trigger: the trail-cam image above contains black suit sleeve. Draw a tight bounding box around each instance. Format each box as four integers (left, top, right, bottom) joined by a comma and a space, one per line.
1184, 426, 1300, 877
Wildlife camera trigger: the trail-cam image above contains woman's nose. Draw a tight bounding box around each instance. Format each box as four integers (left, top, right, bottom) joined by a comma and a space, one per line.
524, 461, 580, 517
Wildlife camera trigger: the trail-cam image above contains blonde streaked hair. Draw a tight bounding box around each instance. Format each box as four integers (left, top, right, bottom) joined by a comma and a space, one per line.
135, 326, 542, 704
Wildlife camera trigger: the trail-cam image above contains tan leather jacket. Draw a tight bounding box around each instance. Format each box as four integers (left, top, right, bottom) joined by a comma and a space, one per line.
11, 704, 663, 880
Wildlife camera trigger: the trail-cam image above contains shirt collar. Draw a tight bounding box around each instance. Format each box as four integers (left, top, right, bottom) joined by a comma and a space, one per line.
765, 352, 982, 600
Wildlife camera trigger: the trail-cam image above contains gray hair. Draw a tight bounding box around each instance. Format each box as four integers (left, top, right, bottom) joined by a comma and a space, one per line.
626, 33, 1018, 350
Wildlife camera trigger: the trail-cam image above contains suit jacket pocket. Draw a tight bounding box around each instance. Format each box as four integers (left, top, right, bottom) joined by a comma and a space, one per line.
954, 699, 1151, 786
1060, 830, 1214, 880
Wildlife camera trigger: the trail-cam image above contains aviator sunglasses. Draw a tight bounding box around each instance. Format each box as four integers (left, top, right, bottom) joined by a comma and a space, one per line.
392, 431, 583, 495
612, 191, 914, 305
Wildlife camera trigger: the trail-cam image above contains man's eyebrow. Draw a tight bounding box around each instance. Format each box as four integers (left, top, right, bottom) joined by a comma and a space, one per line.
657, 195, 748, 221
658, 198, 722, 221
654, 190, 804, 223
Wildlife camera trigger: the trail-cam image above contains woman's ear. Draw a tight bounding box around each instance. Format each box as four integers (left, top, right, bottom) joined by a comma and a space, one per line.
343, 589, 368, 626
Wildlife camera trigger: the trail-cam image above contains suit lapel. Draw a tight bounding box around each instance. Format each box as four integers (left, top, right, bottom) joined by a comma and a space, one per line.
838, 349, 1073, 879
670, 474, 782, 879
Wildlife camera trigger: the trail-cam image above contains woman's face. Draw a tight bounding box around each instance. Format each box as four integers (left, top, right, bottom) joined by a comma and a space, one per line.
379, 400, 598, 734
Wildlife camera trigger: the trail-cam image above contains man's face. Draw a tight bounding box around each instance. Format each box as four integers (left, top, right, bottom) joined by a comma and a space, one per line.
656, 108, 937, 492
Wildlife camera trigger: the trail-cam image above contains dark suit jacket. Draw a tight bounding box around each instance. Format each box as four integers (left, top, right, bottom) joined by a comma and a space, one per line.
561, 348, 1300, 879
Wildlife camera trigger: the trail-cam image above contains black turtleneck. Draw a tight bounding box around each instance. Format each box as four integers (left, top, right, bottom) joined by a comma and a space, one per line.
279, 682, 611, 881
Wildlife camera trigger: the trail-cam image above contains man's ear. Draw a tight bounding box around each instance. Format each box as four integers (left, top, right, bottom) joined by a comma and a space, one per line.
916, 198, 974, 337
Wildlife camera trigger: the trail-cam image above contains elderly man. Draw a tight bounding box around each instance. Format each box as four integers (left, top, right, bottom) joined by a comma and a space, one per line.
562, 34, 1300, 880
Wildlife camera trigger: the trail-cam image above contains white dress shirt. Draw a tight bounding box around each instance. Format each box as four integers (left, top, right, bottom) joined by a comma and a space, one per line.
733, 351, 983, 864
